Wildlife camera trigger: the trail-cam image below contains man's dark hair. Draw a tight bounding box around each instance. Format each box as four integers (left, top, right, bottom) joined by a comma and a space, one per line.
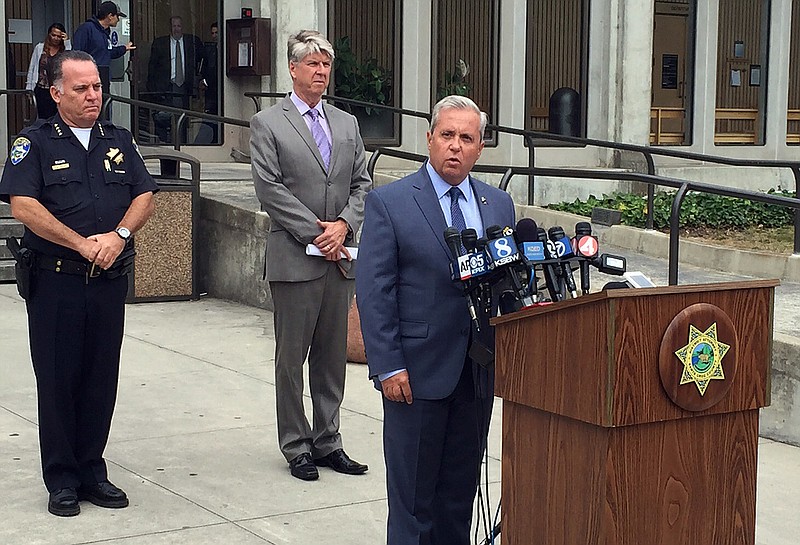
49, 50, 97, 91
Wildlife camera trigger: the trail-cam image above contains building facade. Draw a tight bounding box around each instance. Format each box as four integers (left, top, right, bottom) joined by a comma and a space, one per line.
2, 1, 798, 200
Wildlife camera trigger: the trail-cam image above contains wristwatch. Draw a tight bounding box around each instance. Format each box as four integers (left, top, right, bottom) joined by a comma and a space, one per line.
115, 227, 131, 242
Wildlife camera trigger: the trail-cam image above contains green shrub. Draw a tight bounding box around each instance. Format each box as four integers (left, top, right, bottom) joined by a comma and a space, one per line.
547, 189, 796, 230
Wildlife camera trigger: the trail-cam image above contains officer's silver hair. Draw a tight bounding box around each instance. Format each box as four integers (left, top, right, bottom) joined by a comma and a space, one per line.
287, 30, 335, 64
430, 96, 488, 140
50, 50, 98, 93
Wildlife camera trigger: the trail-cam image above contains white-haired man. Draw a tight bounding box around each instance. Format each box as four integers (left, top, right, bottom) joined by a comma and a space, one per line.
250, 30, 371, 481
357, 95, 515, 543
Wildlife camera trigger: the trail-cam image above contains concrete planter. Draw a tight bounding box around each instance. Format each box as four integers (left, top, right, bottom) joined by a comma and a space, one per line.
347, 296, 367, 364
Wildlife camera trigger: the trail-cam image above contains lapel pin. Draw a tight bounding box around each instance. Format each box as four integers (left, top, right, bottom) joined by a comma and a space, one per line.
480, 196, 488, 205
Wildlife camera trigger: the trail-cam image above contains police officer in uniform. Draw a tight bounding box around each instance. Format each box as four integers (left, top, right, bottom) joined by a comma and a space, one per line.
0, 50, 158, 517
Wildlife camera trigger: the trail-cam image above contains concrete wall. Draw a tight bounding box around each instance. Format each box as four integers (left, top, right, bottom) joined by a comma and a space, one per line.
762, 333, 800, 447
198, 196, 273, 310
197, 194, 800, 447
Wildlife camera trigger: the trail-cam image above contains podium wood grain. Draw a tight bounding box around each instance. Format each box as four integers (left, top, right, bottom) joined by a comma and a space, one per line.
493, 281, 776, 545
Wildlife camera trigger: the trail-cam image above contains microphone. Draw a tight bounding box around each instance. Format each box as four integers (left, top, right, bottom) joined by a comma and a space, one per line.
592, 253, 627, 276
475, 237, 493, 315
536, 227, 564, 302
513, 218, 542, 301
484, 225, 535, 310
461, 228, 478, 252
573, 222, 598, 295
444, 227, 463, 261
548, 226, 578, 298
443, 227, 481, 331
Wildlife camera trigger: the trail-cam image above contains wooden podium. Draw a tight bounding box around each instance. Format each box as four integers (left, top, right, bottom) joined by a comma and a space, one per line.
492, 280, 778, 545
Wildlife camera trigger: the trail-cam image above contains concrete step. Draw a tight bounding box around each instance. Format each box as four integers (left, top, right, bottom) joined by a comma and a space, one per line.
0, 217, 21, 284
0, 260, 15, 283
0, 218, 24, 239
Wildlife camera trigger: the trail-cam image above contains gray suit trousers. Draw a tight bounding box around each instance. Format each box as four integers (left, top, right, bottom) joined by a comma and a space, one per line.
270, 265, 354, 461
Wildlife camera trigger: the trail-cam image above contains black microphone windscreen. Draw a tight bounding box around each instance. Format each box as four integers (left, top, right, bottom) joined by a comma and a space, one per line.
476, 237, 488, 250
536, 227, 548, 243
515, 218, 539, 243
461, 228, 478, 251
498, 290, 520, 315
575, 221, 592, 236
444, 227, 462, 258
547, 226, 566, 241
485, 225, 503, 240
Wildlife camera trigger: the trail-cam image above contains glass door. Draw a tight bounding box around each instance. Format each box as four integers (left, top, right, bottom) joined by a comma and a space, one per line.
130, 0, 220, 145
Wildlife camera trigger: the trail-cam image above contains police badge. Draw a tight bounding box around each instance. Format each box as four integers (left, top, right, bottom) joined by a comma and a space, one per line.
10, 137, 31, 166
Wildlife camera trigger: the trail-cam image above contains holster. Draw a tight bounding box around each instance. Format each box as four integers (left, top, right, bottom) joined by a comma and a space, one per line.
106, 244, 136, 279
6, 237, 35, 300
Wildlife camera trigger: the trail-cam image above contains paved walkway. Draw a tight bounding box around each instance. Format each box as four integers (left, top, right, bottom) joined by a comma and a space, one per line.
2, 162, 799, 544
1, 281, 799, 544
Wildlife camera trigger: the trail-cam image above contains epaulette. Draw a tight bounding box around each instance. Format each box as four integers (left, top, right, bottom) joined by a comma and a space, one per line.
50, 121, 69, 138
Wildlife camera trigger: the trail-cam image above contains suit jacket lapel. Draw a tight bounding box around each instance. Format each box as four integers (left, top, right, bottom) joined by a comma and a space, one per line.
323, 103, 343, 173
281, 95, 326, 173
412, 165, 451, 260
471, 177, 507, 230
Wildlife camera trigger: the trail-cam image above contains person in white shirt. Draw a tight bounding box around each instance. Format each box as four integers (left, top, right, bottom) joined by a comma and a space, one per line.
26, 23, 71, 119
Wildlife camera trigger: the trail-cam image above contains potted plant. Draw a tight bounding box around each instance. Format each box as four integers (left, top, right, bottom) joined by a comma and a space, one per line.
437, 59, 471, 100
333, 36, 394, 138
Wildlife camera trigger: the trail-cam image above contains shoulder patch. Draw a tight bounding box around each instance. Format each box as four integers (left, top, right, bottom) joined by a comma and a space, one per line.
9, 137, 31, 165
132, 136, 144, 160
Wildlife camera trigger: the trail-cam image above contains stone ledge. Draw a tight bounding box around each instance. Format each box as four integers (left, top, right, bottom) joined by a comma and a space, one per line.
521, 205, 798, 283
197, 194, 800, 444
761, 334, 800, 447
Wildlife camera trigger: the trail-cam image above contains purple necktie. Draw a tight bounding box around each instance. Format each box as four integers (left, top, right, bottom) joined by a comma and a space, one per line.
306, 108, 331, 170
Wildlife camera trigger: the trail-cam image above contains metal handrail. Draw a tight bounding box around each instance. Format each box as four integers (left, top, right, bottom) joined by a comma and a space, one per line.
4, 88, 799, 282
100, 94, 249, 151
244, 92, 800, 256
0, 89, 37, 130
244, 91, 432, 122
365, 146, 800, 285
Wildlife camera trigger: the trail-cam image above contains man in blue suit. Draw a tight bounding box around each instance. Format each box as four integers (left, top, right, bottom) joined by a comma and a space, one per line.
356, 96, 515, 544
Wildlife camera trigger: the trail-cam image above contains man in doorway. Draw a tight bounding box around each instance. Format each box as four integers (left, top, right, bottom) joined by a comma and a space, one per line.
196, 22, 219, 144
147, 15, 206, 142
72, 1, 135, 95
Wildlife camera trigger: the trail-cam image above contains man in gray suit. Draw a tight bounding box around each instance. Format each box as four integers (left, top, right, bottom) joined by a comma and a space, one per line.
250, 30, 371, 481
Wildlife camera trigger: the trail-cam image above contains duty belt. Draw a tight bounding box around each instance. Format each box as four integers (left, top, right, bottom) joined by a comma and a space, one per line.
36, 254, 104, 281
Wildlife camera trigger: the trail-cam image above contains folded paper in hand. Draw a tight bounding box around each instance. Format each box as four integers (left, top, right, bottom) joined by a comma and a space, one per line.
305, 244, 359, 260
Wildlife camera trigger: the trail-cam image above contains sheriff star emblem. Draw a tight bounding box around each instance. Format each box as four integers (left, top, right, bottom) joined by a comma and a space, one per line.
106, 147, 124, 164
674, 323, 731, 396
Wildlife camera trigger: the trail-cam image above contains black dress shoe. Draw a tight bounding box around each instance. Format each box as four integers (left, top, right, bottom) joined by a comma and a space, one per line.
314, 449, 368, 475
289, 452, 319, 481
77, 481, 129, 508
49, 488, 80, 517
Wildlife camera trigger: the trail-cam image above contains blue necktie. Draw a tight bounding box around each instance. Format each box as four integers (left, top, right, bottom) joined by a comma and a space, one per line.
306, 108, 331, 170
448, 187, 467, 251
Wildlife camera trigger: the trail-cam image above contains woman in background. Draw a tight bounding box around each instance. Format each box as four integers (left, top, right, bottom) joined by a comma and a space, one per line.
26, 23, 71, 119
